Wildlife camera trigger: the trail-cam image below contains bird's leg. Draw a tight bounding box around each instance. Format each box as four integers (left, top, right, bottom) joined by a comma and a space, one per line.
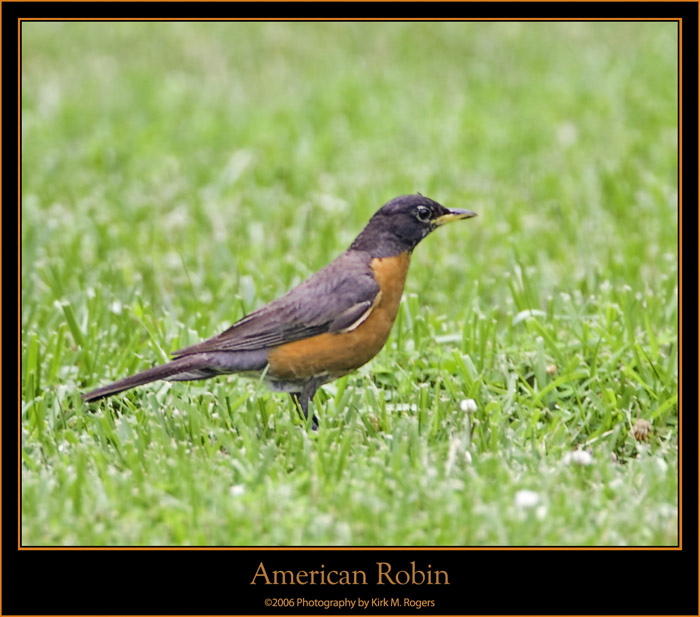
290, 392, 303, 421
290, 393, 319, 431
290, 381, 320, 431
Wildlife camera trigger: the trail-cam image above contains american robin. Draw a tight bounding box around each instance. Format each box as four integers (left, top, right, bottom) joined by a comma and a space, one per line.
83, 195, 476, 429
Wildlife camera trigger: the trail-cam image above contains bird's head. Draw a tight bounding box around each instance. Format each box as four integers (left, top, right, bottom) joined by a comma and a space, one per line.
350, 195, 477, 256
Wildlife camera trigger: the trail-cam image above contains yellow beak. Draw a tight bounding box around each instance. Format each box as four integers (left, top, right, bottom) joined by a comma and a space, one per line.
433, 209, 478, 226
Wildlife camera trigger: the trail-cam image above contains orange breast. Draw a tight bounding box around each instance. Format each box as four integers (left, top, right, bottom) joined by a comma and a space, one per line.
267, 252, 411, 381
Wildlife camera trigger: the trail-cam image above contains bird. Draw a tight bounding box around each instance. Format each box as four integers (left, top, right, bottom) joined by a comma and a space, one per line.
83, 195, 477, 429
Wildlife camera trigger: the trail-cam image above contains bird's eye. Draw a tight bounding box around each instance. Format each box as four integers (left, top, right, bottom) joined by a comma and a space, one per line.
416, 206, 431, 222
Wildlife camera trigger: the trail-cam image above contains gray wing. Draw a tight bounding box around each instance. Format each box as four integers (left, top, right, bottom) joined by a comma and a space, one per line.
172, 251, 380, 358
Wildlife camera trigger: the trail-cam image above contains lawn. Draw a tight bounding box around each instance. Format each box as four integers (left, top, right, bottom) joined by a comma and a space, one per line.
21, 21, 678, 546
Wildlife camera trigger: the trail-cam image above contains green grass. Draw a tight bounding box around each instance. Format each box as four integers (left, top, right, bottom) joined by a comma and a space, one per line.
21, 22, 678, 546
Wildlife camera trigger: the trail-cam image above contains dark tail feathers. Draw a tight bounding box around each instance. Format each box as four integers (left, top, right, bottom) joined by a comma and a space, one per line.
82, 349, 269, 403
83, 357, 199, 402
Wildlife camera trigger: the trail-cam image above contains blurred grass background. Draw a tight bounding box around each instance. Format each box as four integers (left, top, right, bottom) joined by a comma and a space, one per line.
21, 22, 678, 545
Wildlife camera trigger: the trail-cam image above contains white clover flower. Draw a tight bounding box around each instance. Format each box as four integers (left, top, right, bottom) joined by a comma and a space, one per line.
514, 489, 540, 508
230, 485, 245, 497
563, 450, 593, 466
460, 399, 477, 414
